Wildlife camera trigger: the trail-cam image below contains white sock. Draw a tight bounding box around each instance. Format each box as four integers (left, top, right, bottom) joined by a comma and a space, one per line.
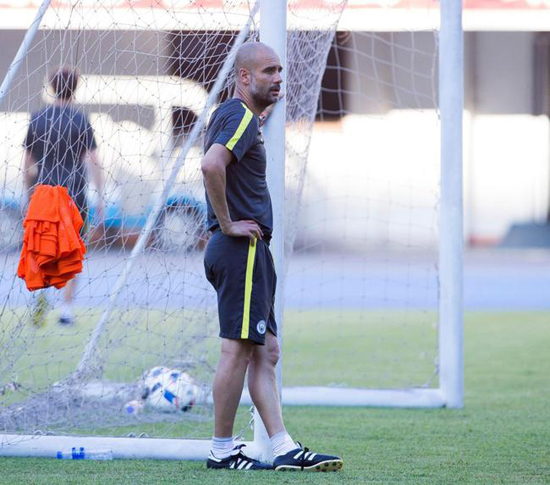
60, 303, 73, 319
271, 431, 298, 457
211, 436, 235, 459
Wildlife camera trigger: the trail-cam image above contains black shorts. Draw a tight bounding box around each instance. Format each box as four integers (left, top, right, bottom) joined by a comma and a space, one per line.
73, 195, 89, 236
204, 231, 277, 345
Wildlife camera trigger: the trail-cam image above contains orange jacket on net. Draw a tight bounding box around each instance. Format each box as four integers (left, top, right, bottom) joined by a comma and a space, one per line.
17, 185, 86, 291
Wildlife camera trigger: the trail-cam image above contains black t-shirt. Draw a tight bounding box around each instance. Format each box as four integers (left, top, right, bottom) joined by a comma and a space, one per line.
204, 98, 273, 238
24, 105, 97, 210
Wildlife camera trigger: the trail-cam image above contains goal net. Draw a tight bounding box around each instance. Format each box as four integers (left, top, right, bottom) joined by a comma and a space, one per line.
0, 0, 462, 459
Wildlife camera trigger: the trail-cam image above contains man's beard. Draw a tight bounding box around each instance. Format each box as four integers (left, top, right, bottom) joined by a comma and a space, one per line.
250, 80, 273, 109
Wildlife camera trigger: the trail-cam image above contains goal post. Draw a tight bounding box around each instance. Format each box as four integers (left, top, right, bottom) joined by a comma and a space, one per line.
438, 0, 464, 410
0, 0, 464, 462
267, 0, 464, 410
252, 0, 288, 463
0, 0, 52, 108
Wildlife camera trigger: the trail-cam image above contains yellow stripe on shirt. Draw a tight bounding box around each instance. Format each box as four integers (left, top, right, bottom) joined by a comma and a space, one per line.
241, 238, 257, 339
226, 103, 253, 152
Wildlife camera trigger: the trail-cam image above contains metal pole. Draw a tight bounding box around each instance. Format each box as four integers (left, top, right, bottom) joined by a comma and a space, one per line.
0, 0, 52, 108
439, 0, 464, 409
253, 0, 287, 461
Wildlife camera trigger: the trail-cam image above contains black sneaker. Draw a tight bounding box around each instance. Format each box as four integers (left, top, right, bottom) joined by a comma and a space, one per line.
58, 315, 74, 326
273, 443, 343, 472
206, 444, 272, 471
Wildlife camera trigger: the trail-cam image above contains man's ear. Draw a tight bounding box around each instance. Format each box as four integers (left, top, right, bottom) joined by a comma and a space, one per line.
238, 67, 251, 86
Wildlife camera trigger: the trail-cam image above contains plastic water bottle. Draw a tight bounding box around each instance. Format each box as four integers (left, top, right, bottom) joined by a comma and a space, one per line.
56, 447, 113, 460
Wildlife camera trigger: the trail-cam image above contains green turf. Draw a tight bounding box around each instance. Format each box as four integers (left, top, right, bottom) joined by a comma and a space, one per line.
2, 308, 436, 401
1, 312, 549, 484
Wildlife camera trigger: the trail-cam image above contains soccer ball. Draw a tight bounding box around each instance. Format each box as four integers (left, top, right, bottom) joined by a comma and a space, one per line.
141, 367, 198, 413
141, 366, 171, 391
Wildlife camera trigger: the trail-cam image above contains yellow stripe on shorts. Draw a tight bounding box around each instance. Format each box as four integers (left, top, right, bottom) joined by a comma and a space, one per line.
241, 238, 257, 339
226, 103, 253, 151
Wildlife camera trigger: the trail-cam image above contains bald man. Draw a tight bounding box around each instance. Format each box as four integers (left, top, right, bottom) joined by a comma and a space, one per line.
202, 42, 343, 471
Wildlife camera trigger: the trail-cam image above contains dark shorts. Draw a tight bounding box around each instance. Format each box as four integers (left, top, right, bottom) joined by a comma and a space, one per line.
204, 231, 277, 345
74, 195, 89, 236
33, 183, 89, 235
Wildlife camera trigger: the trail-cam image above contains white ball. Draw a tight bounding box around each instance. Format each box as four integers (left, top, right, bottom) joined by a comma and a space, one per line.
142, 367, 198, 413
141, 366, 171, 390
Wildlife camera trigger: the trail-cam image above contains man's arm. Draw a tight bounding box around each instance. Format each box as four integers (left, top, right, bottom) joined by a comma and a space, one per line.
87, 149, 104, 220
201, 143, 263, 242
87, 149, 103, 194
23, 150, 37, 195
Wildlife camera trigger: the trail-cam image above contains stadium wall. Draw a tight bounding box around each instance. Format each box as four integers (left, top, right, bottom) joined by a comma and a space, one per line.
0, 29, 548, 249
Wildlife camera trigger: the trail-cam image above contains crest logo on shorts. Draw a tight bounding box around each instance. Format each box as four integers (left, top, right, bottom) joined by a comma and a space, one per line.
256, 320, 266, 335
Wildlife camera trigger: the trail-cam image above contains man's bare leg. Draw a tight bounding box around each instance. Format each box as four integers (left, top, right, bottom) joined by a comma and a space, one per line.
59, 278, 77, 324
247, 332, 285, 437
207, 334, 274, 469
213, 338, 255, 438
64, 278, 76, 302
250, 336, 343, 472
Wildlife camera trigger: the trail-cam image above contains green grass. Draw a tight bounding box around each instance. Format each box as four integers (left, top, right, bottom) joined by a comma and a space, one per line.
1, 312, 550, 484
2, 308, 436, 397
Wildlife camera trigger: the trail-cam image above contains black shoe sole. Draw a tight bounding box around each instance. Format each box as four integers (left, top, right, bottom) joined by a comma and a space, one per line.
275, 459, 343, 472
206, 460, 272, 471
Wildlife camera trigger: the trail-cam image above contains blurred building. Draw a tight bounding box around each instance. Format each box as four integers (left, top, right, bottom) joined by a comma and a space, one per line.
0, 1, 549, 249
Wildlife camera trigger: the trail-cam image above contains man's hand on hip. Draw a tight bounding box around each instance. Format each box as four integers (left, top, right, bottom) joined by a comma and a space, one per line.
222, 220, 263, 243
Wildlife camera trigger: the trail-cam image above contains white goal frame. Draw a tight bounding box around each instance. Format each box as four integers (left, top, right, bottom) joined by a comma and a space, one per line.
0, 0, 463, 461
273, 0, 464, 412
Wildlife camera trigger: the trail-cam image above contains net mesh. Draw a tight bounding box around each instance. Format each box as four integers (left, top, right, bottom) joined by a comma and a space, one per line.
0, 0, 441, 442
0, 0, 345, 439
285, 26, 440, 389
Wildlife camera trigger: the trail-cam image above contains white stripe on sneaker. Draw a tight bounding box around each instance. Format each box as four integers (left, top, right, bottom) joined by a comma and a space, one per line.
294, 450, 304, 459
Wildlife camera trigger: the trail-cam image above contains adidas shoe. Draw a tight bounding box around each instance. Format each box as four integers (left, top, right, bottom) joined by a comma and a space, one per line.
273, 443, 343, 472
206, 444, 272, 471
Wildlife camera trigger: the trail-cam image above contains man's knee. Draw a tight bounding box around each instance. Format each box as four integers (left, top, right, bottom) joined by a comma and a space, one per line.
257, 336, 280, 368
220, 338, 255, 366
267, 346, 280, 367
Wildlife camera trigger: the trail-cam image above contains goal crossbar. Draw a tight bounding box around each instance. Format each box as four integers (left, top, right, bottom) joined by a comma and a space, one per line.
0, 435, 251, 460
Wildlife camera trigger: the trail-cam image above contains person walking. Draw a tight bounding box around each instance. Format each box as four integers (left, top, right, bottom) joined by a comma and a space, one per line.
23, 67, 103, 325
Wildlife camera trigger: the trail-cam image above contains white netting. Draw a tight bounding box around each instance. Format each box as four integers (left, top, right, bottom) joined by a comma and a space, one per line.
0, 0, 346, 440
0, 0, 443, 445
285, 22, 441, 389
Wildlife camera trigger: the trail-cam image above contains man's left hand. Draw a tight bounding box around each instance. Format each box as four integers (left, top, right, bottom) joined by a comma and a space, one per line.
259, 93, 284, 127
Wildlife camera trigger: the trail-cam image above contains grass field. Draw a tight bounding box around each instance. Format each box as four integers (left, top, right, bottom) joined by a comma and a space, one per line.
1, 307, 437, 396
1, 311, 549, 484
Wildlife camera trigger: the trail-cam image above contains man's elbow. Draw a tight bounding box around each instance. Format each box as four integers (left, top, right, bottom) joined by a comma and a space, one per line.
201, 158, 220, 177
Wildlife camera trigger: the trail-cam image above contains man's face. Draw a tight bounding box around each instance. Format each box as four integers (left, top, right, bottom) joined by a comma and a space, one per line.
249, 50, 283, 109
